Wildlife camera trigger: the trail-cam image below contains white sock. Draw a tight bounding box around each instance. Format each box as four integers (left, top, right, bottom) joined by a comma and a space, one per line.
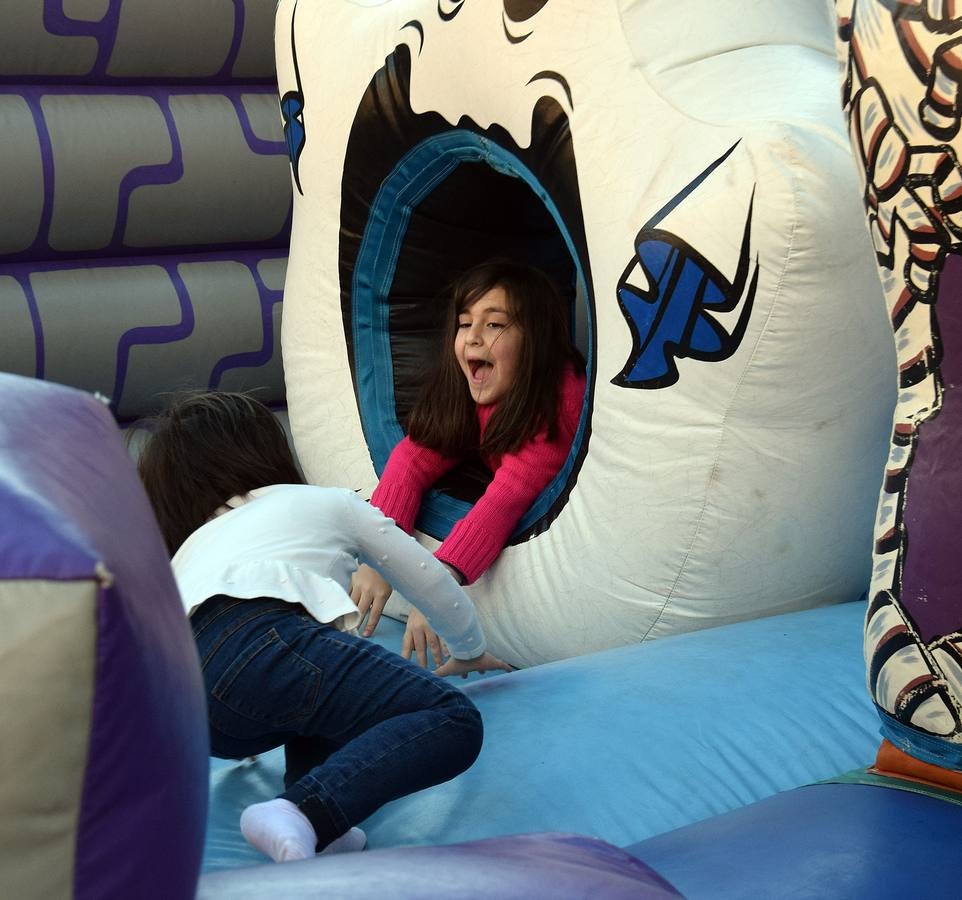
320, 826, 367, 855
240, 798, 368, 863
240, 798, 318, 863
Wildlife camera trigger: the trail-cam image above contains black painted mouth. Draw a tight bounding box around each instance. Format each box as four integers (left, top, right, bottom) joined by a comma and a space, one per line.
337, 42, 594, 542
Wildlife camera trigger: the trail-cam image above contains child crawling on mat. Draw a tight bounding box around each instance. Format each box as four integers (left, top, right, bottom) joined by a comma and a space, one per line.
138, 391, 509, 863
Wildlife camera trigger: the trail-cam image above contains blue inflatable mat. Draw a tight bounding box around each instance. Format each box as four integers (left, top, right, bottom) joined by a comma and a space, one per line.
197, 832, 682, 899
204, 601, 879, 872
629, 781, 962, 899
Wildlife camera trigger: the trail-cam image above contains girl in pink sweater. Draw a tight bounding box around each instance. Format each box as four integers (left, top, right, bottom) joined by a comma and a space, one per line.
352, 260, 586, 666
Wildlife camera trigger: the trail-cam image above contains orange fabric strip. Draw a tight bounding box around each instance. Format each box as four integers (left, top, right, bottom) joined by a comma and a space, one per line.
871, 739, 962, 795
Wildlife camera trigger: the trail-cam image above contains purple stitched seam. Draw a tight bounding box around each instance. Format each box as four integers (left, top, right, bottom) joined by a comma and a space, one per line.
2, 249, 286, 273
228, 92, 287, 155
15, 90, 56, 261
215, 0, 245, 82
1, 249, 287, 276
111, 259, 195, 408
110, 86, 287, 247
209, 258, 284, 388
42, 0, 122, 78
111, 90, 183, 249
12, 273, 45, 379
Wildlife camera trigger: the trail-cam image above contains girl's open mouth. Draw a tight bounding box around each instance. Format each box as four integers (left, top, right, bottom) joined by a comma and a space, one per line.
468, 359, 493, 381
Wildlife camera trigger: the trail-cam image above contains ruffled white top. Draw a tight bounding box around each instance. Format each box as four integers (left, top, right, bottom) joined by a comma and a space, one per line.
172, 484, 486, 660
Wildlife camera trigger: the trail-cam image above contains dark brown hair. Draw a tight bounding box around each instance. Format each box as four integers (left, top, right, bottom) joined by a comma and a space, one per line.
406, 259, 585, 458
137, 392, 303, 555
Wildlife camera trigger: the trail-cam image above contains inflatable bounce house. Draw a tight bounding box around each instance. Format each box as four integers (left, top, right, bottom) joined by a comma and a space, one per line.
2, 1, 961, 897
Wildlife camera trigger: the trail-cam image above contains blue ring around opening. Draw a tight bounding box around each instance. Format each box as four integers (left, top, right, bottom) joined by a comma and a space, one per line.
352, 129, 592, 541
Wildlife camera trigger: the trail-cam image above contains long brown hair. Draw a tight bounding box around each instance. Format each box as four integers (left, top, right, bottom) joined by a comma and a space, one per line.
406, 259, 585, 458
137, 392, 303, 555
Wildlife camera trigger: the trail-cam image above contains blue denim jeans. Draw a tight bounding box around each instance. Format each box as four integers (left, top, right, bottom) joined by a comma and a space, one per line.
190, 595, 483, 847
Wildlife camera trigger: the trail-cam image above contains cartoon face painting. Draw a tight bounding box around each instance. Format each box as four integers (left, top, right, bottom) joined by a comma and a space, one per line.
278, 0, 760, 505
274, 0, 894, 666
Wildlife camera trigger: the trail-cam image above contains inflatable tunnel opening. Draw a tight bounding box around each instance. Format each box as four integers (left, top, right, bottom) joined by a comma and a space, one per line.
340, 45, 593, 542
351, 153, 592, 543
390, 162, 585, 426
397, 160, 588, 503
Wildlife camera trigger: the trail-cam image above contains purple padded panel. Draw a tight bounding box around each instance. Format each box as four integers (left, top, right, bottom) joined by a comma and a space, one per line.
899, 254, 962, 641
196, 832, 682, 900
0, 373, 208, 900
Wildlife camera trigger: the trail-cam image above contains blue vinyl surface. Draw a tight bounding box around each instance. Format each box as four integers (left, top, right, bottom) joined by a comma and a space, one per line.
203, 601, 879, 872
198, 832, 682, 899
630, 781, 962, 899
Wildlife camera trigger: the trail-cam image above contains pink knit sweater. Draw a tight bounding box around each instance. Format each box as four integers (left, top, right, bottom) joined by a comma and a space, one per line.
371, 365, 586, 584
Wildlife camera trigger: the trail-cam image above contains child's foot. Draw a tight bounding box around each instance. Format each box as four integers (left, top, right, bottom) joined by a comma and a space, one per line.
321, 826, 367, 855
240, 798, 317, 863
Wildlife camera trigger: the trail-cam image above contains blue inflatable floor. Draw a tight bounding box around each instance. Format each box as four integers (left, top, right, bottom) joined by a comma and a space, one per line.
629, 781, 962, 899
203, 601, 880, 873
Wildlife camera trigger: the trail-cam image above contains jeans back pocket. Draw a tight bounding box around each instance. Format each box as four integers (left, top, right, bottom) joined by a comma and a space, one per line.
210, 626, 323, 728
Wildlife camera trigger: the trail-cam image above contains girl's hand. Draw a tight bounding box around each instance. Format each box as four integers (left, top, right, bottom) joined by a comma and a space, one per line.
349, 563, 392, 636
435, 651, 513, 679
401, 607, 447, 669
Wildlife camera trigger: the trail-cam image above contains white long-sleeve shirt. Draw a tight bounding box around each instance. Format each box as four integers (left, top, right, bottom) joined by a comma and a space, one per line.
172, 484, 486, 660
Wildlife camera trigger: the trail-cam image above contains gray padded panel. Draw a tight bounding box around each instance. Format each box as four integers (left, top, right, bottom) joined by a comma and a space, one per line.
232, 1, 280, 80
0, 1, 275, 82
30, 265, 182, 403
240, 92, 285, 144
1, 1, 289, 416
107, 0, 235, 79
0, 278, 38, 377
256, 256, 286, 292
0, 5, 98, 76
216, 256, 286, 396
0, 97, 44, 255
41, 95, 172, 253
61, 0, 111, 21
218, 302, 284, 396
125, 94, 289, 247
11, 254, 285, 418
120, 260, 282, 417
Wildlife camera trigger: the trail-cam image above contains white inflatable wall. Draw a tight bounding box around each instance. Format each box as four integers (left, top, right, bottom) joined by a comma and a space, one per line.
277, 0, 895, 666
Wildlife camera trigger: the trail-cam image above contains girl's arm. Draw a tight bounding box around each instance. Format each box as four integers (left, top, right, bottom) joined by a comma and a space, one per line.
345, 492, 488, 661
353, 436, 460, 635
399, 559, 461, 667
435, 423, 571, 583
435, 369, 584, 583
370, 436, 458, 532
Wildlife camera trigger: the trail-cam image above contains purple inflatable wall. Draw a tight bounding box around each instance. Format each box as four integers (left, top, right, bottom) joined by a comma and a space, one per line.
0, 373, 208, 898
